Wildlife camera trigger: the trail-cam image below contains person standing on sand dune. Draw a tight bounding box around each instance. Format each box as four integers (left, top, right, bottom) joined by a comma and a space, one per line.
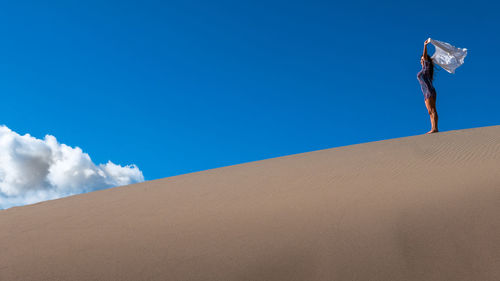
418, 38, 438, 134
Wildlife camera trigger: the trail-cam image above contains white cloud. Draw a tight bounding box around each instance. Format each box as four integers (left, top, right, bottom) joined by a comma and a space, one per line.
0, 125, 144, 209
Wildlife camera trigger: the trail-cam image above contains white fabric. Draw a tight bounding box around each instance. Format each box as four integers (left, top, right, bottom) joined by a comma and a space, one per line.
429, 38, 467, 74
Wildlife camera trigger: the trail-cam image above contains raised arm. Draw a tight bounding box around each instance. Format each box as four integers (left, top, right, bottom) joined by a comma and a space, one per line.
423, 38, 431, 58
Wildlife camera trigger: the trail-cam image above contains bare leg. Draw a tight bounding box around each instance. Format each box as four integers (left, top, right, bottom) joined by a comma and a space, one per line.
425, 97, 438, 134
430, 97, 438, 132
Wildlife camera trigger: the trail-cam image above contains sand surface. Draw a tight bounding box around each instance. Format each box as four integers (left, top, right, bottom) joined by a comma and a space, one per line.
1, 126, 499, 280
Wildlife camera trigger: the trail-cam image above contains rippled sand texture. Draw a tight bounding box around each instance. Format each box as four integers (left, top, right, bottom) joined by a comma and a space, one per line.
1, 126, 499, 281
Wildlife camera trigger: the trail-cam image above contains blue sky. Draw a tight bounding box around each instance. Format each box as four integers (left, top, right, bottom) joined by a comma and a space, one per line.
0, 0, 498, 181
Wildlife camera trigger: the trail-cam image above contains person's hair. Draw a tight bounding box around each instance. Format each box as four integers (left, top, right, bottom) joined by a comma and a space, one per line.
422, 54, 434, 82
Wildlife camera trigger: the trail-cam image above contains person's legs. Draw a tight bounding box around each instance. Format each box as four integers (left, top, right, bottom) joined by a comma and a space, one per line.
425, 97, 438, 134
430, 96, 438, 132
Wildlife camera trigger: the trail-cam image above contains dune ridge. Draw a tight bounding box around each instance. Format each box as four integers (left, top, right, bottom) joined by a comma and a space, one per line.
1, 126, 499, 280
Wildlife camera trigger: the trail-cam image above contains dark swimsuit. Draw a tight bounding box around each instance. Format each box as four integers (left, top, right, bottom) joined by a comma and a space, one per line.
417, 60, 437, 100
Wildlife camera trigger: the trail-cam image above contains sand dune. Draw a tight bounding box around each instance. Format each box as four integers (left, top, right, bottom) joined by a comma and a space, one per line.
1, 126, 499, 280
